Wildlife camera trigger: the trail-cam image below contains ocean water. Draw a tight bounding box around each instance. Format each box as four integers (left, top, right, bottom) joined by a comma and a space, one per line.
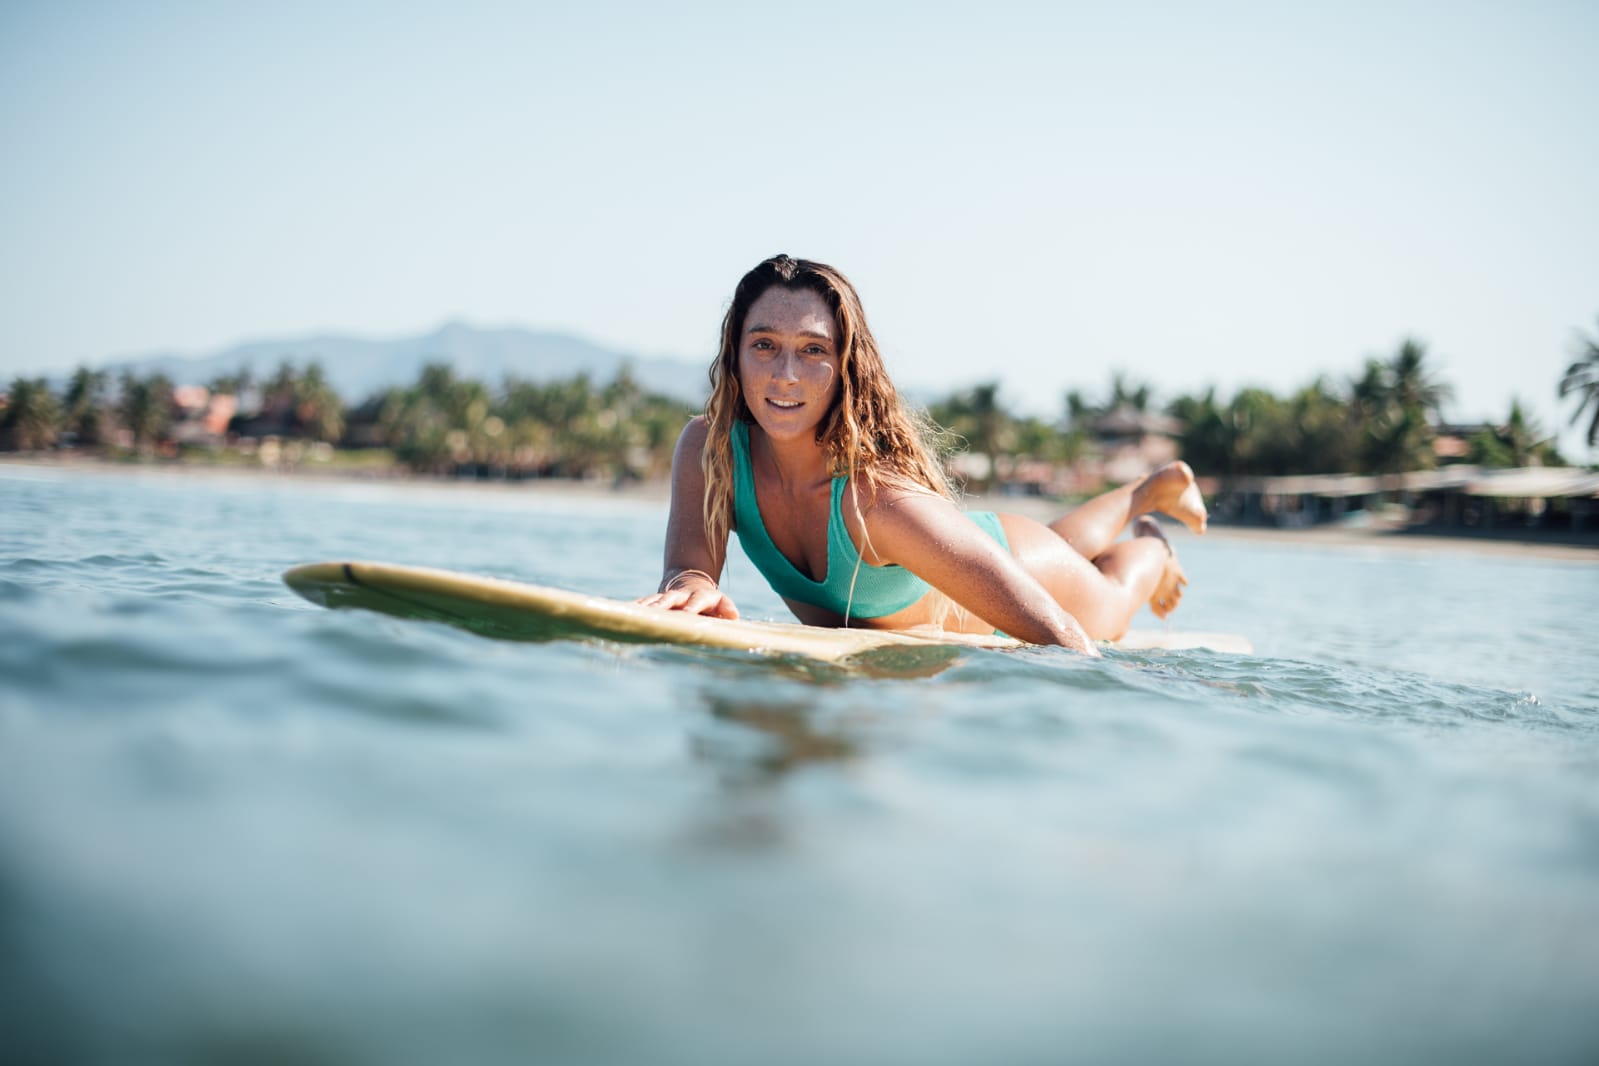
2, 464, 1596, 1066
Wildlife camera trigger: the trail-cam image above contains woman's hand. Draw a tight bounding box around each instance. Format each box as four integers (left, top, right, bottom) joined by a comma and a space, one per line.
636, 570, 740, 620
642, 418, 739, 620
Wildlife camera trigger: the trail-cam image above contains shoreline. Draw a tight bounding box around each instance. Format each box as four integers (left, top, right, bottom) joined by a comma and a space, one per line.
963, 494, 1599, 563
0, 452, 675, 501
5, 454, 1595, 563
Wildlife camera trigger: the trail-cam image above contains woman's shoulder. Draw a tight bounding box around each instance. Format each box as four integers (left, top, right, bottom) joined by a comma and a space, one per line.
849, 460, 950, 502
678, 414, 712, 446
866, 477, 953, 514
844, 471, 952, 528
841, 474, 968, 566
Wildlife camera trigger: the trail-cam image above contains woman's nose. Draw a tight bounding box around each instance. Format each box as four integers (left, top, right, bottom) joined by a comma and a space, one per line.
776, 350, 800, 381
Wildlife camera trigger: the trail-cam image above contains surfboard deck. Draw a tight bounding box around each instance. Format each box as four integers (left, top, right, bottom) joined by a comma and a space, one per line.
282, 561, 1252, 662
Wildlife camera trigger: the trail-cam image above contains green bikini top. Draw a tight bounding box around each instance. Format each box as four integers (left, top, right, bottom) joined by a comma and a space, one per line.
730, 420, 930, 620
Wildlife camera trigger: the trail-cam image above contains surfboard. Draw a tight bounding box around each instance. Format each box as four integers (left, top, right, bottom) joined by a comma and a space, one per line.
282, 561, 1252, 663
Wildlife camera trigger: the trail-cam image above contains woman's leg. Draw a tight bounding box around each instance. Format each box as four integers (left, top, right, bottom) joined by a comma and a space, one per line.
1131, 515, 1187, 620
1048, 461, 1207, 559
998, 513, 1186, 641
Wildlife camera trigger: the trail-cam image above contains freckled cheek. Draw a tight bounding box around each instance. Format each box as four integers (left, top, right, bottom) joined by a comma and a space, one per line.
735, 354, 762, 392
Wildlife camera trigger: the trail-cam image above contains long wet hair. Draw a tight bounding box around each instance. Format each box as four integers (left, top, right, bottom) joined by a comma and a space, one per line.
701, 254, 953, 552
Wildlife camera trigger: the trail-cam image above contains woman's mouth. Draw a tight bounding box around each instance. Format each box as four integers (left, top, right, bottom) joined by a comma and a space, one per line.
766, 399, 802, 410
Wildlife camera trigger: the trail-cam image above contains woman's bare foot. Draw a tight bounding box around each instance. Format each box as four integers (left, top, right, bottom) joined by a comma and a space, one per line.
1134, 515, 1188, 619
1132, 462, 1207, 535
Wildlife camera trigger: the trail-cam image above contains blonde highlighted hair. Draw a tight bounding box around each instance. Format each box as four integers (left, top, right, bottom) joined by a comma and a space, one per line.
701, 254, 954, 552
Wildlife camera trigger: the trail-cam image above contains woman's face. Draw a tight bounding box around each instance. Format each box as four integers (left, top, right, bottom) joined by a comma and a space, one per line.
737, 285, 841, 443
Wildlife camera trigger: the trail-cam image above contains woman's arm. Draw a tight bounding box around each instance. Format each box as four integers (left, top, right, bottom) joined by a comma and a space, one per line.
636, 416, 740, 619
864, 491, 1098, 654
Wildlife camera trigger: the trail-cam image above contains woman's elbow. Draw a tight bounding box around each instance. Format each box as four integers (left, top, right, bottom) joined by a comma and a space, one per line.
1044, 613, 1098, 655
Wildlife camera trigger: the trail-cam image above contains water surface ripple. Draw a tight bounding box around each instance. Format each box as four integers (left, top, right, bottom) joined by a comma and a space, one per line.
2, 467, 1596, 1066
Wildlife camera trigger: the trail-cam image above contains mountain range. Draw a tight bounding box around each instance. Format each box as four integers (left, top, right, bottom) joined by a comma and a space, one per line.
85, 321, 712, 405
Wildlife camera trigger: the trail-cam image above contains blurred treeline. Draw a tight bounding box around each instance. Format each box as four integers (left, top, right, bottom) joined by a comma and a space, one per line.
5, 330, 1598, 481
931, 336, 1588, 480
1164, 339, 1572, 476
0, 361, 698, 481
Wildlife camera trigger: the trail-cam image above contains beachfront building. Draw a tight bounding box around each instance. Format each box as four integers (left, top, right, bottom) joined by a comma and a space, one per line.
168, 386, 238, 448
1213, 466, 1599, 539
1089, 406, 1182, 486
1408, 467, 1599, 535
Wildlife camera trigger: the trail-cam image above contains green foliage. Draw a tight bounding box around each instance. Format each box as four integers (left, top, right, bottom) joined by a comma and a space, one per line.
294, 362, 345, 443
1168, 339, 1455, 478
1347, 339, 1451, 476
1108, 372, 1154, 413
1064, 373, 1156, 427
925, 346, 1469, 487
378, 362, 694, 478
118, 371, 174, 452
927, 382, 1011, 488
1, 377, 63, 450
18, 315, 1588, 483
63, 366, 110, 446
258, 359, 345, 443
1559, 317, 1599, 450
1467, 399, 1563, 468
1164, 387, 1234, 476
207, 368, 254, 395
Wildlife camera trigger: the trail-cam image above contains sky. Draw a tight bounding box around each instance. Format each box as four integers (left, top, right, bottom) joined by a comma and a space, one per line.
3, 1, 1597, 457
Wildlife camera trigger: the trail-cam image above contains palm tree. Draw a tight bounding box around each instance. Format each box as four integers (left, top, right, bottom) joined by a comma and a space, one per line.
1066, 373, 1155, 427
928, 382, 1012, 490
1470, 399, 1562, 468
1285, 377, 1357, 474
1, 377, 62, 451
265, 360, 298, 396
529, 374, 598, 475
1008, 413, 1085, 473
1389, 338, 1453, 422
1559, 316, 1599, 451
1227, 387, 1286, 477
1348, 340, 1451, 476
62, 366, 110, 446
380, 364, 461, 470
1167, 388, 1236, 478
294, 361, 345, 443
207, 368, 254, 395
1063, 389, 1094, 431
602, 365, 644, 418
119, 372, 174, 453
1348, 358, 1390, 426
1502, 400, 1552, 467
969, 383, 1008, 478
1107, 372, 1153, 413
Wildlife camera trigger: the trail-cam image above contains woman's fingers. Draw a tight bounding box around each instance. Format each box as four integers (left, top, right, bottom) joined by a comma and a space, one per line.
682, 587, 738, 619
636, 587, 740, 619
635, 589, 694, 610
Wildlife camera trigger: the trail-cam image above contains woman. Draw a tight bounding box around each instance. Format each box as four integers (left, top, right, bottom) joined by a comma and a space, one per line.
639, 255, 1205, 655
